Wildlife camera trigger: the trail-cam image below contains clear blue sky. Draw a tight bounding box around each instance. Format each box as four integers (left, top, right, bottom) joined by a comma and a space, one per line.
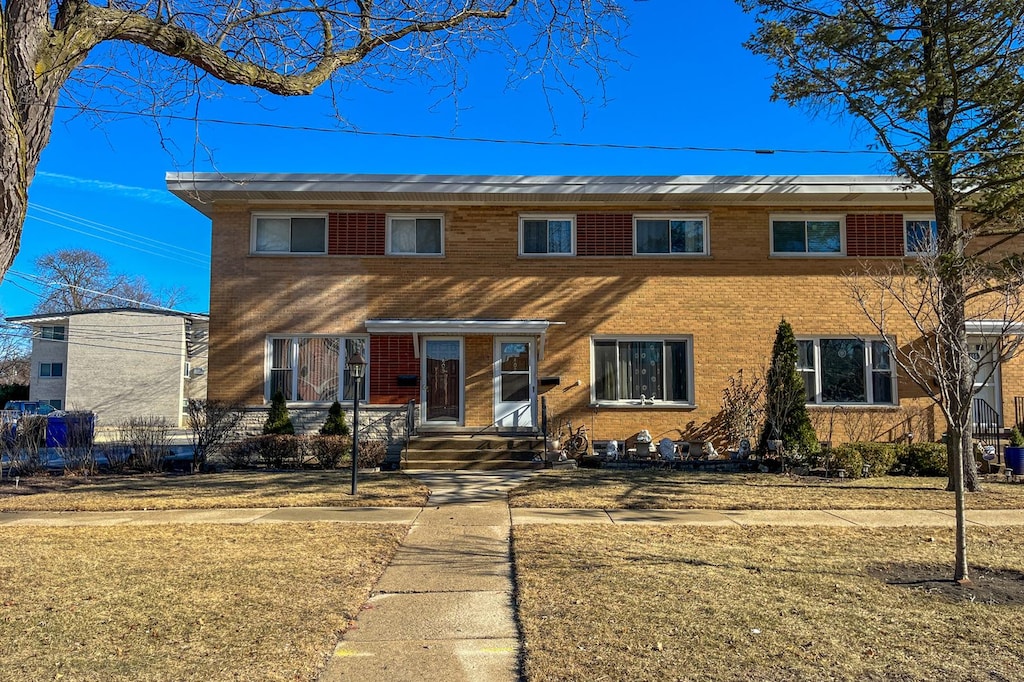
0, 2, 887, 317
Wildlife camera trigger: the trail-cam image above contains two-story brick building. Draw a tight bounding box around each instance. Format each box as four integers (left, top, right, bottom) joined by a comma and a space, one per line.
167, 173, 1023, 458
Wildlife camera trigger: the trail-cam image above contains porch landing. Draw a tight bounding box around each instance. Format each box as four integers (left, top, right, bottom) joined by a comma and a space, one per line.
399, 435, 546, 471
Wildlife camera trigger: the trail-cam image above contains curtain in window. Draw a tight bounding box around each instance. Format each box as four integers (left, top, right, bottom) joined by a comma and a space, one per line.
416, 219, 442, 254
670, 220, 704, 253
636, 220, 668, 253
297, 338, 340, 402
594, 341, 617, 400
290, 218, 325, 252
342, 338, 368, 401
391, 219, 418, 253
256, 218, 291, 252
619, 341, 664, 400
548, 220, 572, 253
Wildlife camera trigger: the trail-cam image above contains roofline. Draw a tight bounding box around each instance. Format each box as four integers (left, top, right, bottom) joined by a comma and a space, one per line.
166, 172, 933, 217
7, 308, 209, 324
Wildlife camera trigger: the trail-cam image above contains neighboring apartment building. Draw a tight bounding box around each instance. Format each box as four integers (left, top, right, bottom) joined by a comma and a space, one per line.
8, 308, 209, 428
166, 173, 1023, 448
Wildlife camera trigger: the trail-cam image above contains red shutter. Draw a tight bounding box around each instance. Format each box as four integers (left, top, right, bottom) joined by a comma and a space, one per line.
577, 214, 633, 256
329, 213, 386, 255
846, 214, 904, 257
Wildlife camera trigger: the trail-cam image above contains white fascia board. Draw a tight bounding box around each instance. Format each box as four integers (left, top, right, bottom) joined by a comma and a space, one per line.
365, 319, 552, 335
966, 320, 1024, 336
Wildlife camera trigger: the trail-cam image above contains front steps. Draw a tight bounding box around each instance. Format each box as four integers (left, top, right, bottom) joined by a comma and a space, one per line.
399, 434, 546, 471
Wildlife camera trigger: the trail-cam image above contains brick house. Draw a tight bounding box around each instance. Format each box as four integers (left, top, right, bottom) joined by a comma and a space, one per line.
167, 173, 1022, 458
7, 308, 209, 428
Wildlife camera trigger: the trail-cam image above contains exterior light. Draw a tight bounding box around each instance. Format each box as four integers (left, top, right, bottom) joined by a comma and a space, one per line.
346, 350, 367, 495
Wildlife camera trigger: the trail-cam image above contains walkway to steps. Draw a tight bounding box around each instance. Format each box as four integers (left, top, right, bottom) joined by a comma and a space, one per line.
319, 471, 536, 682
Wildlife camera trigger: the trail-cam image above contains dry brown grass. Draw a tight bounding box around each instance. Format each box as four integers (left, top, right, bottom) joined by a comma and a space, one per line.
514, 524, 1024, 682
0, 523, 406, 681
508, 469, 1024, 510
0, 471, 429, 511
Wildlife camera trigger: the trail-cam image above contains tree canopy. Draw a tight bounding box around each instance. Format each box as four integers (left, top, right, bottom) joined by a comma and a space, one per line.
1, 0, 624, 280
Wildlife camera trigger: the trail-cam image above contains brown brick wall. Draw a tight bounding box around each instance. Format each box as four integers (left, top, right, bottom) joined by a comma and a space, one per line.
208, 200, 1018, 447
369, 335, 418, 404
577, 213, 632, 256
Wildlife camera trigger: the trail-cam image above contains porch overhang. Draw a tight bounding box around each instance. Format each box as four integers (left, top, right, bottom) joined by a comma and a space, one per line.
965, 320, 1024, 337
364, 318, 556, 358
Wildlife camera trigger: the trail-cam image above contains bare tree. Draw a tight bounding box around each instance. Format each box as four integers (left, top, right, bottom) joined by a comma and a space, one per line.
32, 247, 185, 312
0, 309, 30, 385
741, 0, 1024, 583
1, 1, 624, 281
186, 398, 245, 472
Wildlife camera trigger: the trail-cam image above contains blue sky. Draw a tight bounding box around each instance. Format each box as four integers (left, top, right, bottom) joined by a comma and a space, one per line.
1, 2, 887, 317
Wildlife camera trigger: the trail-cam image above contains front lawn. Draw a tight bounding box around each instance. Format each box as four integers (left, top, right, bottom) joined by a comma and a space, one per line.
0, 523, 406, 681
0, 470, 429, 512
514, 524, 1024, 681
508, 469, 1024, 509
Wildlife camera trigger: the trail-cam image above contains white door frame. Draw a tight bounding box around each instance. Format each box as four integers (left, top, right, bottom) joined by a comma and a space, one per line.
421, 337, 465, 425
969, 337, 1002, 428
493, 337, 536, 429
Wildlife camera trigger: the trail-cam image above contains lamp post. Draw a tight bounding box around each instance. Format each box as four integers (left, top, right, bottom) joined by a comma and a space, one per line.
346, 350, 366, 496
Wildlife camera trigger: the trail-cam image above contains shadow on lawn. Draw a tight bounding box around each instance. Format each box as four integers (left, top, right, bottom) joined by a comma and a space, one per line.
867, 563, 1024, 605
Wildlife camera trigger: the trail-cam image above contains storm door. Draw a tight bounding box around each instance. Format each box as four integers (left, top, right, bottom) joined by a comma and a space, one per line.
422, 338, 463, 424
493, 338, 535, 429
970, 339, 1001, 430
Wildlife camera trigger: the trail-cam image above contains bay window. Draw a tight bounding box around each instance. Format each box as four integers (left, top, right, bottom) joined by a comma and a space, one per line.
798, 337, 895, 405
592, 337, 692, 404
267, 336, 368, 403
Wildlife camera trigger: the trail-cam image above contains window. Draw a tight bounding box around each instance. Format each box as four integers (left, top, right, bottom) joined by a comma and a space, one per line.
40, 362, 63, 378
387, 215, 443, 255
40, 325, 65, 341
634, 216, 708, 255
252, 215, 326, 254
43, 399, 62, 410
771, 216, 844, 255
184, 361, 191, 379
592, 337, 692, 404
267, 336, 368, 403
520, 216, 574, 255
905, 215, 938, 255
797, 338, 895, 405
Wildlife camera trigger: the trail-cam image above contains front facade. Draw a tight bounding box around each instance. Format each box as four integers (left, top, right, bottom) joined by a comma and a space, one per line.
8, 308, 209, 428
168, 174, 1024, 447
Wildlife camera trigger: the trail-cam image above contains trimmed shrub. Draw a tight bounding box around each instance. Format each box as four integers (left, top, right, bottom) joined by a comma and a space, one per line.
827, 444, 863, 478
320, 401, 351, 437
306, 434, 352, 469
223, 439, 260, 469
898, 442, 948, 476
357, 440, 387, 469
263, 391, 294, 435
852, 442, 901, 478
245, 434, 302, 469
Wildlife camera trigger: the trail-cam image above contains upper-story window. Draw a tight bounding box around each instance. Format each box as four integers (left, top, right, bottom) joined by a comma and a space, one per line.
40, 362, 63, 378
40, 325, 65, 341
520, 216, 574, 256
797, 337, 895, 405
771, 215, 844, 256
904, 215, 938, 255
387, 215, 443, 256
634, 215, 708, 255
252, 214, 327, 254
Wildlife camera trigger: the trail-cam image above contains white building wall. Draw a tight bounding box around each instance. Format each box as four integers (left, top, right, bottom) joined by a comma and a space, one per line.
28, 326, 69, 407
64, 312, 189, 427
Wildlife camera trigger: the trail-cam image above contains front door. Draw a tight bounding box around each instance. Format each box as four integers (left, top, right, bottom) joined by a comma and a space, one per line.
422, 339, 463, 424
494, 338, 535, 429
970, 339, 1001, 429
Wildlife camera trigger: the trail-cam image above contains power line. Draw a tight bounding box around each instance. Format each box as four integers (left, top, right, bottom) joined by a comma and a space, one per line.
56, 104, 896, 156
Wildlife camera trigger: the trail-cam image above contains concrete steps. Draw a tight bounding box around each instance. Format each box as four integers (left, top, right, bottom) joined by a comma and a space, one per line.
400, 435, 546, 471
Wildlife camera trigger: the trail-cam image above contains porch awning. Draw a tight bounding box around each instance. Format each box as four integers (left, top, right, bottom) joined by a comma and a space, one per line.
965, 320, 1024, 336
364, 319, 557, 358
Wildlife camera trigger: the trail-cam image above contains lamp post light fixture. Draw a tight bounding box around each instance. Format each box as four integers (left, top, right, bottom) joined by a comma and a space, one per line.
346, 350, 367, 496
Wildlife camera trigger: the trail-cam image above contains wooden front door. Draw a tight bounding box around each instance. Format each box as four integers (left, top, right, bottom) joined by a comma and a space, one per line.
422, 338, 463, 424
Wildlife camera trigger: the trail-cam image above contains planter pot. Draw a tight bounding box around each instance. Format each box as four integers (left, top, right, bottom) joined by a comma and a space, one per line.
1004, 446, 1024, 476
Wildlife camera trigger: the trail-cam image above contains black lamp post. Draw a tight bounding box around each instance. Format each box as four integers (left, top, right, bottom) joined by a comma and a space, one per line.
346, 350, 366, 496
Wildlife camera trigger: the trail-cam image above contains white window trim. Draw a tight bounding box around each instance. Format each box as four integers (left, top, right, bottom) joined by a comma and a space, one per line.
904, 214, 938, 256
250, 212, 328, 255
386, 214, 445, 257
770, 214, 846, 257
264, 334, 370, 404
518, 214, 576, 257
632, 214, 710, 257
589, 335, 695, 407
798, 336, 898, 406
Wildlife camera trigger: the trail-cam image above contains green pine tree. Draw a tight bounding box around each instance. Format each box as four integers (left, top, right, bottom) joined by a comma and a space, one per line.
263, 391, 295, 435
760, 319, 818, 461
320, 401, 350, 436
